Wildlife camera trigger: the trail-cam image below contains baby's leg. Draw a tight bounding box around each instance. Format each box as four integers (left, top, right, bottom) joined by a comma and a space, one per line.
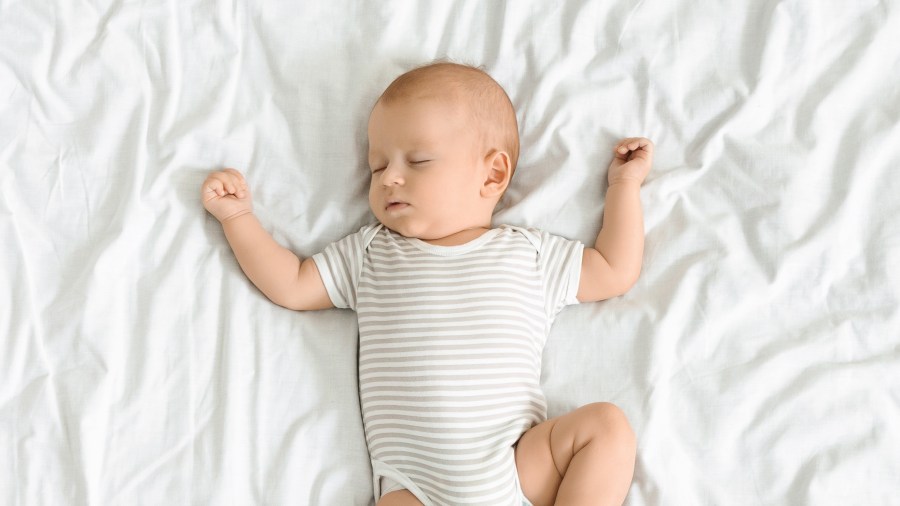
515, 402, 636, 506
376, 489, 423, 506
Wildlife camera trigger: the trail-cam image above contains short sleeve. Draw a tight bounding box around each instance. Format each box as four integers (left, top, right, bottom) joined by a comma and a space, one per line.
535, 229, 584, 319
311, 223, 381, 310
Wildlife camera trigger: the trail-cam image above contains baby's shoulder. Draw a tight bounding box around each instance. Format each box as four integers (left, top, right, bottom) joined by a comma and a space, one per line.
325, 222, 384, 253
354, 222, 384, 247
495, 224, 583, 256
495, 224, 545, 250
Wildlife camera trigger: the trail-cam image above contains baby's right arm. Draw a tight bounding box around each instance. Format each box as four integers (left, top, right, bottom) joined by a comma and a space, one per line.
201, 169, 334, 311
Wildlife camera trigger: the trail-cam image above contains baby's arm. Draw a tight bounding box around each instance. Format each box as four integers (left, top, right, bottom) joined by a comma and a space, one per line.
201, 169, 333, 311
578, 137, 653, 302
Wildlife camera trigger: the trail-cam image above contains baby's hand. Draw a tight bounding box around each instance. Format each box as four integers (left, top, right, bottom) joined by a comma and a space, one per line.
201, 168, 253, 223
608, 137, 653, 186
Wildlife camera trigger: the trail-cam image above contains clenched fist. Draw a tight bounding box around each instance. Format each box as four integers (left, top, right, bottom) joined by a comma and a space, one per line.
201, 168, 253, 223
608, 137, 653, 186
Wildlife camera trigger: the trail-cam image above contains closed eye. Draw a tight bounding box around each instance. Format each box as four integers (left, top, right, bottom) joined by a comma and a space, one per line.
370, 160, 430, 174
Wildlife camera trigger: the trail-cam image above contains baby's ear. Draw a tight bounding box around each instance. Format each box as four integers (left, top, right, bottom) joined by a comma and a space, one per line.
480, 150, 511, 199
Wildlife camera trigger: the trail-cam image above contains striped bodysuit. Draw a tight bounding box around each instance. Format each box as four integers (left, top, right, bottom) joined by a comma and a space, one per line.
313, 223, 583, 506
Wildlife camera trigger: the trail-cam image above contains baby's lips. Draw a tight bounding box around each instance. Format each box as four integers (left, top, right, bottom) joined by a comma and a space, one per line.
384, 200, 409, 211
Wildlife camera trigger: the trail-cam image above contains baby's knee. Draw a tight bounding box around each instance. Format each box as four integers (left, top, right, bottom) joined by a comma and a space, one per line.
582, 402, 636, 453
376, 489, 423, 506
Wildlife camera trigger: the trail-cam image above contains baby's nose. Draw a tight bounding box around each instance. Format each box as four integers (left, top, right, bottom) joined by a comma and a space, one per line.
381, 165, 404, 186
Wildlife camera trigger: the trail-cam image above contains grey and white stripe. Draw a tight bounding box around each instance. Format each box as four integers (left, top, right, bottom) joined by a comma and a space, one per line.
313, 223, 583, 506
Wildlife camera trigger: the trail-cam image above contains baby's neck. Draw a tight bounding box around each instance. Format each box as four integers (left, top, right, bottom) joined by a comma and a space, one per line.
420, 226, 491, 246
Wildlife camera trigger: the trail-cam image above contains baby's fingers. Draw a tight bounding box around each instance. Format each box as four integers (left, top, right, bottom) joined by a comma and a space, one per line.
221, 169, 249, 198
615, 137, 653, 155
203, 170, 248, 198
202, 176, 226, 198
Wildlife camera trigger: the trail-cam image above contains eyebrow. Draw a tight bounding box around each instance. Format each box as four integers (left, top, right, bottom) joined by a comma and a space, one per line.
368, 142, 434, 160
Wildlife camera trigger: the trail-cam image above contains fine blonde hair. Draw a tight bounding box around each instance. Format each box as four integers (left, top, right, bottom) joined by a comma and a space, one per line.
376, 61, 520, 176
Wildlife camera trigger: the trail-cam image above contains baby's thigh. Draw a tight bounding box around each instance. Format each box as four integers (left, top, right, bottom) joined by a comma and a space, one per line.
515, 402, 635, 504
515, 417, 565, 505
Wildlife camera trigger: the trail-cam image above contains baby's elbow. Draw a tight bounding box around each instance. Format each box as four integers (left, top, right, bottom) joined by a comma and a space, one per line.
263, 290, 296, 311
627, 265, 642, 290
272, 291, 315, 312
613, 266, 641, 296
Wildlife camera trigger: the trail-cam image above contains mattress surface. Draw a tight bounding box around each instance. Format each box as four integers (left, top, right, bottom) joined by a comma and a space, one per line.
1, 1, 898, 504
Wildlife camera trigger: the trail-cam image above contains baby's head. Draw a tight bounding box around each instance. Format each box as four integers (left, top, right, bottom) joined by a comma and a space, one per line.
367, 62, 519, 241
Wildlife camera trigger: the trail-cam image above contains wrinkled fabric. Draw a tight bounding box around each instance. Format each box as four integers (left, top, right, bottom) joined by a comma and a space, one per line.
1, 1, 898, 505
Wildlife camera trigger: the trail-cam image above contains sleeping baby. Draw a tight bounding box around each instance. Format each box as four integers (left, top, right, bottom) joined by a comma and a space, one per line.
201, 62, 653, 506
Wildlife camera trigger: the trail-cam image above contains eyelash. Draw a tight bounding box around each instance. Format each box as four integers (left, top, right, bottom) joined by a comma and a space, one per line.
372, 160, 431, 174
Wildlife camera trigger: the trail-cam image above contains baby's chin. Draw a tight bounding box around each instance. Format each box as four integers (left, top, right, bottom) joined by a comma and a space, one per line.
375, 216, 436, 240
385, 224, 427, 239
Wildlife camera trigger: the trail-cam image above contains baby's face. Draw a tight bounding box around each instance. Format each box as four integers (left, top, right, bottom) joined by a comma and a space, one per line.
367, 97, 491, 240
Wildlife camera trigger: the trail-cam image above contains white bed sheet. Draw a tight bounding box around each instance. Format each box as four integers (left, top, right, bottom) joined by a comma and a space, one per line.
2, 1, 899, 504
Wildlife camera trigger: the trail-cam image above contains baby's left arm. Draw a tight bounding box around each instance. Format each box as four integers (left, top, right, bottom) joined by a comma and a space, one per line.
578, 137, 653, 302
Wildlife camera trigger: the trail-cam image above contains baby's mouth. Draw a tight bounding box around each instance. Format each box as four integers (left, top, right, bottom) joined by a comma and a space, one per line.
386, 201, 409, 211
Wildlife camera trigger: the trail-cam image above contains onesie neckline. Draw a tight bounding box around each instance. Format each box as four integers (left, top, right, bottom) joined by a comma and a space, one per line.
403, 227, 503, 256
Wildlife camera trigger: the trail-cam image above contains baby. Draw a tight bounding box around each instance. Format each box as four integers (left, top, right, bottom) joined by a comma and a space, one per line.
202, 62, 652, 506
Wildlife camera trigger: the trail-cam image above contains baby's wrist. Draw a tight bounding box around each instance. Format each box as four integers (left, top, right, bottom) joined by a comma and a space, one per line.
220, 209, 254, 224
607, 178, 643, 189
